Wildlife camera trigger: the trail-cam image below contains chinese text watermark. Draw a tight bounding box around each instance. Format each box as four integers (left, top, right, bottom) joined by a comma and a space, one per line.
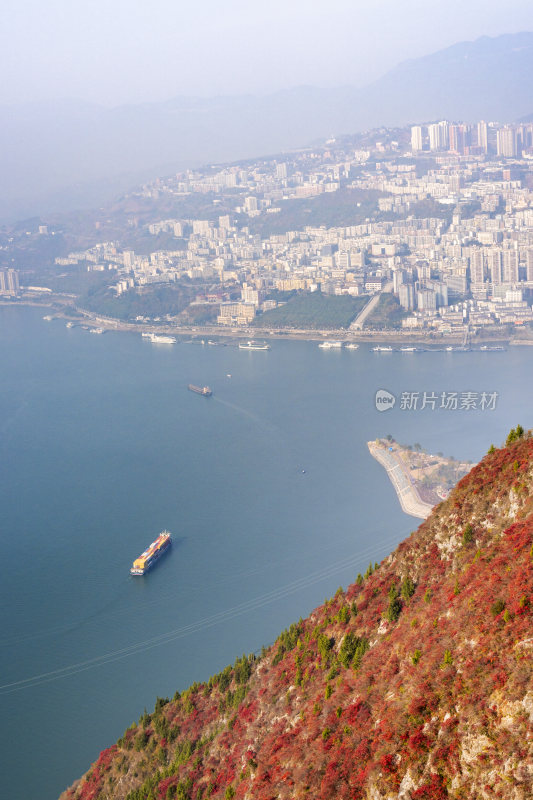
375, 389, 498, 412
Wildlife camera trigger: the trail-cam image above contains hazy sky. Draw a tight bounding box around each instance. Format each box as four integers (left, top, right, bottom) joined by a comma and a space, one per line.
2, 0, 533, 106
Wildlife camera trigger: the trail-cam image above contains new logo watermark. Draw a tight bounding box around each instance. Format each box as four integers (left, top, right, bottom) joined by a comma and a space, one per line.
375, 390, 498, 412
375, 389, 396, 412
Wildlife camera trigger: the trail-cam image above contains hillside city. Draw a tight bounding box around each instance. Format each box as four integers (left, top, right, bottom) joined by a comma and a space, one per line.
4, 118, 533, 339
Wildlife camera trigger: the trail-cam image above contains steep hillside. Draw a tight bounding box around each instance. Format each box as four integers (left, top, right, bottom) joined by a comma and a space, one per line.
62, 433, 533, 800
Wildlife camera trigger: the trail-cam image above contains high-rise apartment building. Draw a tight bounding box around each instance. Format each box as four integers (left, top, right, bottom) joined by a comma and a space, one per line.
502, 249, 519, 284
417, 288, 437, 312
336, 251, 351, 269
244, 196, 258, 214
470, 250, 485, 285
0, 268, 20, 296
448, 125, 462, 154
399, 283, 415, 310
488, 250, 503, 285
432, 281, 448, 308
192, 219, 211, 235
392, 268, 406, 293
497, 127, 517, 158
428, 121, 449, 151
411, 126, 423, 152
527, 250, 533, 282
477, 121, 489, 153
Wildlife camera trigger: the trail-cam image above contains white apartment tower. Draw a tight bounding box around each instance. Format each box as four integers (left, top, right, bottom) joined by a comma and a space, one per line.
428, 121, 449, 151
488, 250, 503, 285
244, 196, 258, 214
470, 250, 485, 285
0, 268, 20, 296
411, 126, 423, 152
527, 250, 533, 283
399, 283, 415, 310
497, 127, 517, 158
502, 249, 519, 284
477, 121, 489, 152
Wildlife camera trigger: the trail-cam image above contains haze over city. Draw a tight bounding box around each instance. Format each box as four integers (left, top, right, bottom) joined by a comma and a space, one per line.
2, 0, 533, 105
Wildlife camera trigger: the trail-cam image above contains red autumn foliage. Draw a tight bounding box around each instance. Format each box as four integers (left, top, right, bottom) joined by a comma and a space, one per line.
63, 437, 533, 800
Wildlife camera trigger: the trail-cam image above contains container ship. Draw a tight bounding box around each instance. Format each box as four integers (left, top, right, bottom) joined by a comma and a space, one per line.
130, 531, 172, 575
188, 384, 212, 396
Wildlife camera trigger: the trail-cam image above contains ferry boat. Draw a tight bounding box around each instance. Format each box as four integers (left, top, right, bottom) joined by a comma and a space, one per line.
372, 345, 393, 352
149, 333, 177, 344
188, 384, 212, 397
130, 531, 171, 575
43, 315, 53, 321
238, 340, 271, 350
400, 346, 416, 352
90, 327, 104, 334
345, 343, 359, 350
318, 341, 343, 349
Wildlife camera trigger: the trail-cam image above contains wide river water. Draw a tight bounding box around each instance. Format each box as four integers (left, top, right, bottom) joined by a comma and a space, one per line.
0, 306, 531, 799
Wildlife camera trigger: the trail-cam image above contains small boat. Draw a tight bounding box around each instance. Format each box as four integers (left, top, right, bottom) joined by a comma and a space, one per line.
372, 346, 393, 352
318, 341, 343, 349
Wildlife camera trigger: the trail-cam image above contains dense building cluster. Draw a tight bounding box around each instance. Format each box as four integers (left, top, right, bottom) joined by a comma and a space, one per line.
51, 120, 533, 333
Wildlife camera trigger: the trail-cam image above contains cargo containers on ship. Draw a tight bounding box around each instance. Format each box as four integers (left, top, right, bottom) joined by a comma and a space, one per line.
130, 531, 172, 575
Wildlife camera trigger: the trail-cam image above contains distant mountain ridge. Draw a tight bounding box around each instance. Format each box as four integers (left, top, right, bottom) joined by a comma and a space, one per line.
62, 431, 533, 799
3, 32, 533, 222
360, 31, 533, 127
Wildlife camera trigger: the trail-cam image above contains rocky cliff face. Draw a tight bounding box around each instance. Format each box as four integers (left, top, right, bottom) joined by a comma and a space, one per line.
62, 435, 533, 800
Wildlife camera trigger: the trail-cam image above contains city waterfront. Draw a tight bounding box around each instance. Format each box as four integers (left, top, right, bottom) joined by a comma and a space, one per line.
1, 306, 531, 800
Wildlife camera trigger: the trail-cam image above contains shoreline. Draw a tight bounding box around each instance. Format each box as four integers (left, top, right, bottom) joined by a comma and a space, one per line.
368, 441, 434, 520
1, 296, 520, 346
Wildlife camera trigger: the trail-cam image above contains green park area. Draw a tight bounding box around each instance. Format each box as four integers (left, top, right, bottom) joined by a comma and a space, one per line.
253, 291, 368, 329
364, 293, 409, 329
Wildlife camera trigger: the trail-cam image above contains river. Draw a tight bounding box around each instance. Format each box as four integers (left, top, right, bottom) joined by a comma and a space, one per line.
0, 306, 530, 799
